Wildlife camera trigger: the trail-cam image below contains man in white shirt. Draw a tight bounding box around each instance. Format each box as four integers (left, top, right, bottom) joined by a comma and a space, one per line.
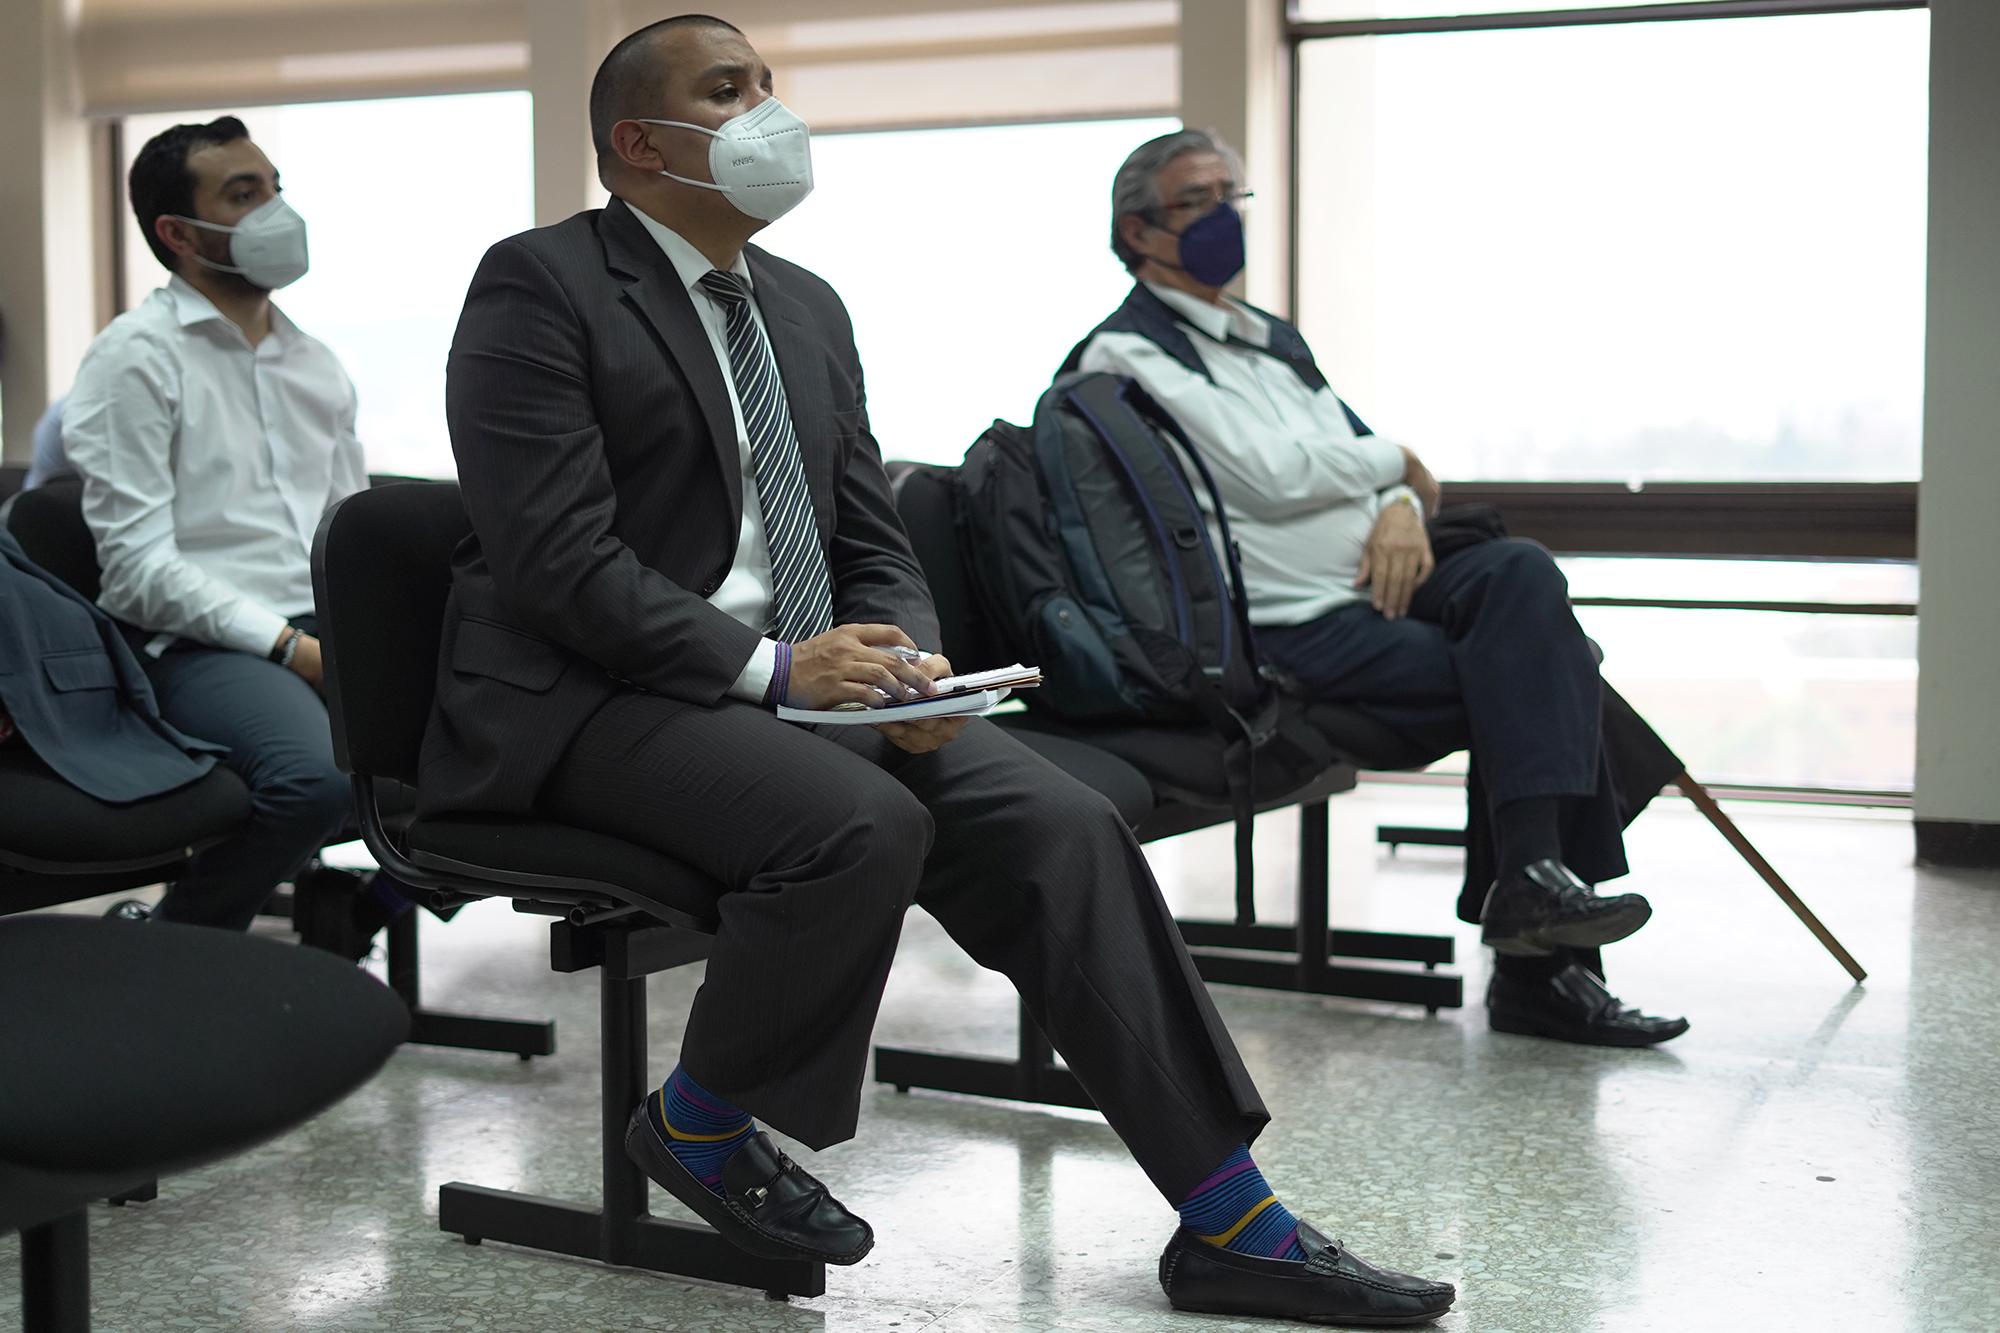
62, 116, 366, 931
1074, 130, 1687, 1049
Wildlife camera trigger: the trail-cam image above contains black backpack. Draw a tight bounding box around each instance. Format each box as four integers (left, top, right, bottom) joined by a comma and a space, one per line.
959, 371, 1326, 923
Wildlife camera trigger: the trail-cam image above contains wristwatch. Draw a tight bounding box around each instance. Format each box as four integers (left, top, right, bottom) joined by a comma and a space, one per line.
269, 626, 303, 668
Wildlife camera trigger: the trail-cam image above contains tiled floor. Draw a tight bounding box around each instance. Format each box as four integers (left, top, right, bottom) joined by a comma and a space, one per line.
6, 784, 1996, 1332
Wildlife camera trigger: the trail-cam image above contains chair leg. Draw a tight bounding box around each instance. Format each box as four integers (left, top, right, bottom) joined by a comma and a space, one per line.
435, 962, 823, 1297
1172, 800, 1462, 1009
20, 1209, 90, 1333
1675, 769, 1867, 983
388, 910, 557, 1059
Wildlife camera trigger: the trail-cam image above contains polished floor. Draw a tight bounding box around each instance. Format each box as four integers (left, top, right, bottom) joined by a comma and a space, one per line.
6, 783, 1996, 1332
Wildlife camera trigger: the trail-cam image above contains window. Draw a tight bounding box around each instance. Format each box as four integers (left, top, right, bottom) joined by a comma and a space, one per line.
119, 92, 534, 479
1294, 9, 1930, 482
756, 116, 1180, 467
1296, 0, 1670, 18
1292, 6, 1928, 796
1565, 558, 1917, 792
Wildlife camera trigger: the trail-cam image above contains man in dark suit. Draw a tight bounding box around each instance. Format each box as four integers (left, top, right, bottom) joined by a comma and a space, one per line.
421, 15, 1454, 1325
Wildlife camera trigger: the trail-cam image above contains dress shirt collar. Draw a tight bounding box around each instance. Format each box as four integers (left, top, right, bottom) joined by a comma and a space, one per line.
164, 274, 299, 347
1143, 279, 1270, 350
626, 204, 754, 296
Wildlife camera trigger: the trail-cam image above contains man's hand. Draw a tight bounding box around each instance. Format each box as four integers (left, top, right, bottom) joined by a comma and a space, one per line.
1399, 446, 1442, 516
788, 623, 938, 710
289, 633, 326, 691
1355, 501, 1435, 621
873, 652, 970, 755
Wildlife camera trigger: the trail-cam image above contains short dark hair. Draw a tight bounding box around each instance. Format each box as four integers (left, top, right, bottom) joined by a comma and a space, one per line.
129, 116, 251, 272
589, 15, 743, 180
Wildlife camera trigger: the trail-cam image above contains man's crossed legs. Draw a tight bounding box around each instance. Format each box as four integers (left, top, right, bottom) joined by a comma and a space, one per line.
1258, 537, 1687, 1048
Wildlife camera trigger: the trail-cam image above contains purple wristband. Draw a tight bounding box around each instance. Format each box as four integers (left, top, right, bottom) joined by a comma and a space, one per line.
763, 641, 792, 708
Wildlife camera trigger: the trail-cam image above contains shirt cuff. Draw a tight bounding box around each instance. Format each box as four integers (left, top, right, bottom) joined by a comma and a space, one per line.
725, 637, 781, 705
223, 602, 295, 659
1378, 484, 1420, 512
1359, 436, 1409, 492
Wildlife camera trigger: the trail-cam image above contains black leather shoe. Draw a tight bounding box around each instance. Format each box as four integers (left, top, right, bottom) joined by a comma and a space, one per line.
1159, 1222, 1454, 1326
103, 899, 152, 923
623, 1102, 873, 1265
1480, 858, 1651, 957
1490, 961, 1689, 1047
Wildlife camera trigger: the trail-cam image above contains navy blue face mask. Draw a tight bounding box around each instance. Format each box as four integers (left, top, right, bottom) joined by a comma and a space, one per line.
1158, 201, 1245, 288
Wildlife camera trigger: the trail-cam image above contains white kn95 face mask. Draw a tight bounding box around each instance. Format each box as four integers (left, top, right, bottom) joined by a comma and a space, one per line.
638, 97, 815, 223
171, 195, 311, 290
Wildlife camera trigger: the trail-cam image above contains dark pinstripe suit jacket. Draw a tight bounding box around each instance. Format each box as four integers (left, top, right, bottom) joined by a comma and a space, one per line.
417, 197, 940, 816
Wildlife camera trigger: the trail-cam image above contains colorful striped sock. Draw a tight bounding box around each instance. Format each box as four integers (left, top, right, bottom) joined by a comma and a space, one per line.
1178, 1145, 1308, 1261
647, 1063, 755, 1198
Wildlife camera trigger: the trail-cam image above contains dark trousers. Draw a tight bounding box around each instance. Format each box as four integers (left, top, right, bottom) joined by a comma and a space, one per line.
1257, 538, 1630, 982
539, 698, 1269, 1202
139, 615, 351, 930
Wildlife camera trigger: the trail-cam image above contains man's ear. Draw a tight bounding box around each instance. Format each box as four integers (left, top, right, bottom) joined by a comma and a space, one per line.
608, 120, 665, 175
154, 215, 196, 264
1118, 212, 1154, 258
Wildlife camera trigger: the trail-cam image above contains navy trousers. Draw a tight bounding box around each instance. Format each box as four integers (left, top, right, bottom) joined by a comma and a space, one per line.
139, 615, 352, 930
1257, 538, 1635, 981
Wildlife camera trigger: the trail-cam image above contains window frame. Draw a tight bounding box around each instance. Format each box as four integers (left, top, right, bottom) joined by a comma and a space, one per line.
1284, 0, 1928, 802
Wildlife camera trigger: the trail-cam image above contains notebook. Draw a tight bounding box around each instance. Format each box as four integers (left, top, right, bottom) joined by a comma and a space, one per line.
776, 664, 1041, 726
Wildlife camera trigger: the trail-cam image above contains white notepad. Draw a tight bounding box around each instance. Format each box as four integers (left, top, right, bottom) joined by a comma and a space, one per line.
776, 663, 1041, 726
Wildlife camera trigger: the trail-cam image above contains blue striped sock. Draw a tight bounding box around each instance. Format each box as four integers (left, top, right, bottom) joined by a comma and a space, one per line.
1178, 1145, 1308, 1261
648, 1064, 755, 1198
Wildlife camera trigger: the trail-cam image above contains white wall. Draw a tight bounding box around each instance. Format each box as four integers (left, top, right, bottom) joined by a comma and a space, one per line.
1914, 0, 2000, 829
0, 0, 98, 464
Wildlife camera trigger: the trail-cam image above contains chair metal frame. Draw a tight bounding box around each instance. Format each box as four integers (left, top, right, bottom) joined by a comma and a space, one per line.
313, 484, 822, 1300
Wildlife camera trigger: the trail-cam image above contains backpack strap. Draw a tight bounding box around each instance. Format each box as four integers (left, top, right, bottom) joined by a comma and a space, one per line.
1066, 283, 1376, 439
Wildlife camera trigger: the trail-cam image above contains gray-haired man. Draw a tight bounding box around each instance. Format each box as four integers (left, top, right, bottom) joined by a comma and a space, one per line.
1069, 129, 1688, 1050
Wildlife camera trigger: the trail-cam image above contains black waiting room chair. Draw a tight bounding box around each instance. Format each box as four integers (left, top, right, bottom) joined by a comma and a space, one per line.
866, 464, 1463, 1114
311, 480, 822, 1300
0, 914, 407, 1333
2, 477, 555, 1060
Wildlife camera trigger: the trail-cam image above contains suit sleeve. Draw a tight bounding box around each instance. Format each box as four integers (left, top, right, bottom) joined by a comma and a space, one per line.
817, 294, 942, 651
446, 238, 762, 703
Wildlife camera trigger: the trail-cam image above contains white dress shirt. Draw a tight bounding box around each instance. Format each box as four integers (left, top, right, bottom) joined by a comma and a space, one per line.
62, 276, 367, 656
1079, 282, 1416, 627
628, 208, 783, 702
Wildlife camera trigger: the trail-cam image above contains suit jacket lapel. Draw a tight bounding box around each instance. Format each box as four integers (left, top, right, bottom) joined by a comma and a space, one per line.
745, 247, 838, 535
599, 199, 743, 523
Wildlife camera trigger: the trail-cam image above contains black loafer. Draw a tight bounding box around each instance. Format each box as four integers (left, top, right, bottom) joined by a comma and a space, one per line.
1490, 961, 1689, 1047
1159, 1221, 1455, 1326
1480, 858, 1651, 957
624, 1102, 873, 1266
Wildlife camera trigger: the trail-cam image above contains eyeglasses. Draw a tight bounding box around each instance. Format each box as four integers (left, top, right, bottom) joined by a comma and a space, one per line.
1151, 189, 1255, 221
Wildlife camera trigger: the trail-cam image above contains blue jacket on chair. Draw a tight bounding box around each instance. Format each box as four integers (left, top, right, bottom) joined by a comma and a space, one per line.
0, 529, 224, 803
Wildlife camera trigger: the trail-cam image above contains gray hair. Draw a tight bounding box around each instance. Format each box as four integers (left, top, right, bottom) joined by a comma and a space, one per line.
1108, 128, 1244, 273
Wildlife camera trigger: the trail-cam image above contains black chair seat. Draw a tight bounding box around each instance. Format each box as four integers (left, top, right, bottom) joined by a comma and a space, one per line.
0, 915, 408, 1234
1302, 701, 1460, 774
404, 816, 723, 931
993, 724, 1155, 828
996, 708, 1330, 809
1135, 764, 1358, 844
0, 745, 251, 875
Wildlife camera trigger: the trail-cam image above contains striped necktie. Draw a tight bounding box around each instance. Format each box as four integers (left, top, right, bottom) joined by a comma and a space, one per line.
697, 269, 835, 643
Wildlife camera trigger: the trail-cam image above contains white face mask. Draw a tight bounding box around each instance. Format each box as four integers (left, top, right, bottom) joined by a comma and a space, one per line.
637, 97, 814, 223
171, 195, 311, 290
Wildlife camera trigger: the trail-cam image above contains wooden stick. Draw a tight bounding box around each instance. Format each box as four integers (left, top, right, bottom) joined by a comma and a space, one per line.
1675, 769, 1867, 983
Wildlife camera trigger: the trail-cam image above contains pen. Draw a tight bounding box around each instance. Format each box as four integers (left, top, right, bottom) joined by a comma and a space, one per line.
882, 644, 934, 700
